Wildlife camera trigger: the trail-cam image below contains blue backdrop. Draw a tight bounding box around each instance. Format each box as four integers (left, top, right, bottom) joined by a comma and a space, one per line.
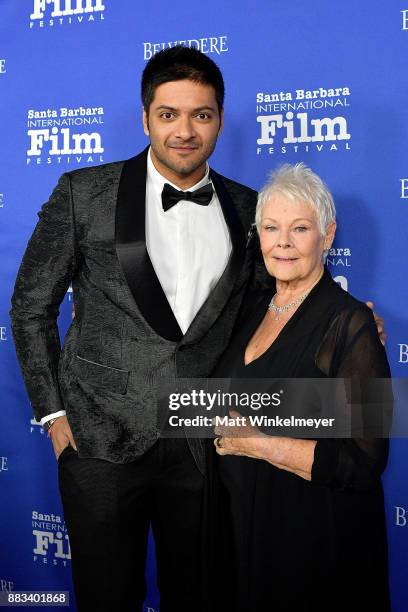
0, 2, 407, 610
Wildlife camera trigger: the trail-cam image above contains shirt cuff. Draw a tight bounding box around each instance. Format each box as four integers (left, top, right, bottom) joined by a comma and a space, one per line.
40, 411, 66, 427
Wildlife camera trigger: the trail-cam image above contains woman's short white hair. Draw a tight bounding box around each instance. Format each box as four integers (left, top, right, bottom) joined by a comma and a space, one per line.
255, 163, 336, 235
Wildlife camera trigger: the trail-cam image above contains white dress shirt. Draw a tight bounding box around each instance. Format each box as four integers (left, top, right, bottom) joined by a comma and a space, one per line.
145, 149, 231, 334
41, 149, 231, 427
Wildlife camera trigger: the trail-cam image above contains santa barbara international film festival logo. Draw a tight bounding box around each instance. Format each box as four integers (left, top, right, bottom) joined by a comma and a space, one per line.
27, 105, 105, 166
29, 0, 105, 29
326, 246, 352, 292
32, 509, 71, 567
30, 415, 48, 436
256, 85, 351, 157
326, 246, 352, 270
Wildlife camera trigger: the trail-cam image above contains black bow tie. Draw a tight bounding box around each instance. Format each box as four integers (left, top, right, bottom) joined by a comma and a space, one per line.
161, 182, 214, 212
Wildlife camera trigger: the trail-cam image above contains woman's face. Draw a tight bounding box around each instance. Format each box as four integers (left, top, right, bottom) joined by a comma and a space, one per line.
259, 192, 336, 285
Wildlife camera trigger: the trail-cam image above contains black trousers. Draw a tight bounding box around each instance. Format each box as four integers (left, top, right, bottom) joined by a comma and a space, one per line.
58, 438, 206, 612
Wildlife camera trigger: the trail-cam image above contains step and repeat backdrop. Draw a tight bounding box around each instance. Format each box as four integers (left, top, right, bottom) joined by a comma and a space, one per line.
0, 1, 407, 610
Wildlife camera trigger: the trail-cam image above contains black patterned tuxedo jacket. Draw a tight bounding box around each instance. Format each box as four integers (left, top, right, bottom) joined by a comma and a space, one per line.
10, 147, 258, 468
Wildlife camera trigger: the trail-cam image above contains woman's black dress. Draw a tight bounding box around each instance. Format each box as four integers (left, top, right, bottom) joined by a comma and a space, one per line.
212, 269, 391, 612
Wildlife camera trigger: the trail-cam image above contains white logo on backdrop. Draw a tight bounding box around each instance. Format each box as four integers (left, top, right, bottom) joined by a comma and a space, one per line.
333, 275, 348, 292
398, 345, 408, 364
30, 416, 47, 435
0, 327, 7, 341
0, 457, 8, 472
27, 106, 104, 166
32, 510, 71, 566
256, 86, 351, 157
0, 579, 14, 592
143, 35, 228, 60
395, 506, 407, 526
0, 60, 6, 74
30, 0, 105, 28
326, 247, 352, 269
402, 10, 408, 30
0, 194, 4, 209
0, 578, 14, 593
400, 179, 408, 199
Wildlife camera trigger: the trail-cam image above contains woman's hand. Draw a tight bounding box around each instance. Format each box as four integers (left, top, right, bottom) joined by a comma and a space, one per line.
366, 301, 386, 345
214, 410, 316, 481
214, 410, 270, 460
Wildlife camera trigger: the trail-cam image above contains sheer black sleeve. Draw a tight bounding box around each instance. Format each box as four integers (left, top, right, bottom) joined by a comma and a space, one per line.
311, 306, 392, 491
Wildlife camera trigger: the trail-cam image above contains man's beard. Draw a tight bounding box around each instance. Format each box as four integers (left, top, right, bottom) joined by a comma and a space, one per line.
151, 139, 218, 177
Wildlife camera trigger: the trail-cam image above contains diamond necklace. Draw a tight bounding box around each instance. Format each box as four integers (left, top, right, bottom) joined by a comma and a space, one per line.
268, 269, 325, 321
268, 292, 309, 321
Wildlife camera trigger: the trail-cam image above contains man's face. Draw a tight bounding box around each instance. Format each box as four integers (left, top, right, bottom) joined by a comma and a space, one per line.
143, 79, 223, 187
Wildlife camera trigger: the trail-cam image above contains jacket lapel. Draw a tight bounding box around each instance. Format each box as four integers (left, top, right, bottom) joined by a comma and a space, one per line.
115, 148, 183, 342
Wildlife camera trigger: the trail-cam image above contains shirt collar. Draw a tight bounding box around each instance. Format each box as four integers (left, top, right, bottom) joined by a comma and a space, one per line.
147, 147, 211, 195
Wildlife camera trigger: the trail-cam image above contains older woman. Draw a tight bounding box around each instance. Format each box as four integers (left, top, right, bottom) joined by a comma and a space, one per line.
212, 163, 391, 612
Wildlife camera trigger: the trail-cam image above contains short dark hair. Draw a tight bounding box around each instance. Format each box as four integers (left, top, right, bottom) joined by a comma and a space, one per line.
141, 45, 225, 114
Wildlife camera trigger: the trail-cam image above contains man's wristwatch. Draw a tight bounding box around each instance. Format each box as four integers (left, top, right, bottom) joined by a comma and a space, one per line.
43, 418, 59, 431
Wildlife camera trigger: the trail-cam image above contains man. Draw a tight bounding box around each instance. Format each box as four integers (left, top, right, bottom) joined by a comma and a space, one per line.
10, 46, 258, 612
